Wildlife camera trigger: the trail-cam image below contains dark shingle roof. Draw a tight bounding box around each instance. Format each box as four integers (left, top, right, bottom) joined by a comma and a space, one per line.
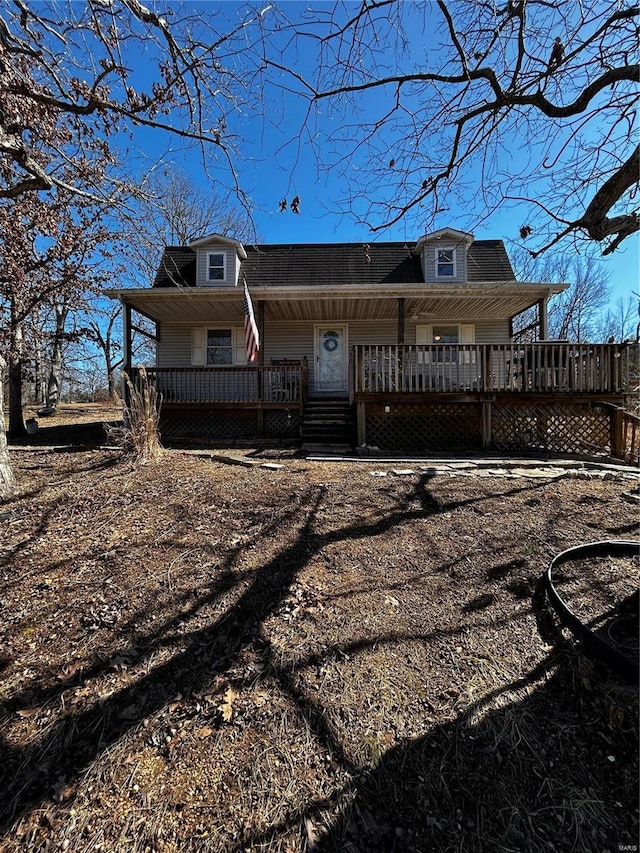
152, 240, 515, 288
242, 242, 424, 287
153, 247, 196, 288
465, 240, 516, 281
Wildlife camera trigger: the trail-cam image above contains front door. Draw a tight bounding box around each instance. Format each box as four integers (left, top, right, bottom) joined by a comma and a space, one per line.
315, 325, 348, 394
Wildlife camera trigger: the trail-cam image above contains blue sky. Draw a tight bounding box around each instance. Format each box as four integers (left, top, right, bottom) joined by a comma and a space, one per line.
126, 0, 638, 306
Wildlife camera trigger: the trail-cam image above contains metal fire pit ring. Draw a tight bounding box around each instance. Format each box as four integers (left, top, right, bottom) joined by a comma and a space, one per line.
545, 540, 639, 684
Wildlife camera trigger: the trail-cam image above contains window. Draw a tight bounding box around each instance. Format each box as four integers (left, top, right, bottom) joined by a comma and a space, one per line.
436, 247, 455, 277
431, 324, 459, 344
431, 324, 459, 362
206, 329, 233, 364
207, 252, 225, 281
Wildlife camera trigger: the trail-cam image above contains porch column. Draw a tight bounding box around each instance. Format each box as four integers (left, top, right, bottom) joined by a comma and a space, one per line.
257, 300, 265, 407
397, 298, 406, 391
397, 297, 406, 344
538, 297, 549, 340
122, 300, 132, 405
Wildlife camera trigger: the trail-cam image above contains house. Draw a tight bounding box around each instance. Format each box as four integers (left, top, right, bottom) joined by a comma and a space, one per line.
107, 227, 638, 460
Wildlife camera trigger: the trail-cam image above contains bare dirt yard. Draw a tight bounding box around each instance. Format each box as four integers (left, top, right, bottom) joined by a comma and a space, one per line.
1, 404, 638, 852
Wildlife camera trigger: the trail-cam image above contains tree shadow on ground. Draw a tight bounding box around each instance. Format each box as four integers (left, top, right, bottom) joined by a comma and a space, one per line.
239, 577, 638, 853
8, 419, 121, 448
0, 472, 586, 845
307, 656, 637, 853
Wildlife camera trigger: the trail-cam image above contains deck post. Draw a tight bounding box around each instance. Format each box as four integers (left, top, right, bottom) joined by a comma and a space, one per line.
397, 299, 406, 392
397, 298, 405, 344
610, 406, 624, 459
483, 347, 492, 392
257, 301, 265, 401
481, 398, 492, 449
300, 356, 309, 417
538, 298, 549, 340
356, 401, 366, 447
122, 301, 132, 406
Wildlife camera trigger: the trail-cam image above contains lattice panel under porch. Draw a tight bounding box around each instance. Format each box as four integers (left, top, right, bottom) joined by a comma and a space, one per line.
492, 403, 610, 455
160, 410, 258, 440
365, 403, 482, 452
264, 410, 300, 439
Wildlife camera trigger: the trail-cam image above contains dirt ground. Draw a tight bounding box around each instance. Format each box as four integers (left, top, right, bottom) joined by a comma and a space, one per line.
1, 404, 638, 852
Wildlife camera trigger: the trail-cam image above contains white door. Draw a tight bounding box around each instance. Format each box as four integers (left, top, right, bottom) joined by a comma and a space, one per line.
316, 325, 348, 394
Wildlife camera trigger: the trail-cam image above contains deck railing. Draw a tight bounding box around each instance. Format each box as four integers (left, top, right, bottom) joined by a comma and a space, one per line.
352, 343, 637, 395
136, 344, 636, 404
142, 364, 307, 405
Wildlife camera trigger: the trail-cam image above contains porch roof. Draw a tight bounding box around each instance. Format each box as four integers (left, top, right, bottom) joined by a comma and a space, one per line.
105, 281, 567, 324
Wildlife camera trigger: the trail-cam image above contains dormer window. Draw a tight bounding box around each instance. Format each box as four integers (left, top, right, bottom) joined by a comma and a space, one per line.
207, 252, 226, 281
436, 247, 456, 277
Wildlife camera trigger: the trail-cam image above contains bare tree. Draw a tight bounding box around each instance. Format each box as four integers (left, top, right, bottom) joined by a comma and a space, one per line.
511, 249, 612, 341
257, 1, 638, 257
0, 2, 266, 473
123, 170, 255, 286
0, 2, 262, 204
0, 356, 15, 496
601, 294, 639, 342
83, 304, 125, 401
0, 187, 113, 436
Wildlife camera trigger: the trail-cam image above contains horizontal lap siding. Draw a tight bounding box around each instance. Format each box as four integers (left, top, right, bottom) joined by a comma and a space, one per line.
473, 320, 511, 344
157, 325, 192, 367
156, 320, 513, 379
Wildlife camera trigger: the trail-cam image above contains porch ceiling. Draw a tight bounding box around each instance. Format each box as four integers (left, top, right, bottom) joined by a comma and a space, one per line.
108, 284, 558, 324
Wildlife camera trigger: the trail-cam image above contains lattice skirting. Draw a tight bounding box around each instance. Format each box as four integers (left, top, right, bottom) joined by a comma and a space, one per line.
365, 403, 482, 452
492, 402, 611, 455
264, 410, 300, 439
363, 401, 614, 456
159, 408, 300, 441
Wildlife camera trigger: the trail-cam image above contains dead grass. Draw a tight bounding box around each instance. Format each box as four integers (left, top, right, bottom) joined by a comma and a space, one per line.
0, 425, 638, 852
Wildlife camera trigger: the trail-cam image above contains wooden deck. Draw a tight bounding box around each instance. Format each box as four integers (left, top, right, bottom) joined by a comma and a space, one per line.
352, 343, 636, 397
139, 344, 638, 462
143, 343, 636, 405
145, 362, 308, 406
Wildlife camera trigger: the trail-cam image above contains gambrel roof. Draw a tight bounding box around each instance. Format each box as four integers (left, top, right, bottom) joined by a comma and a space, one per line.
153, 239, 516, 289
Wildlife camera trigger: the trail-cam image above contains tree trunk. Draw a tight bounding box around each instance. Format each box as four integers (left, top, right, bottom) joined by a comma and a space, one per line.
0, 356, 16, 497
7, 307, 26, 439
45, 300, 68, 410
8, 356, 26, 438
108, 369, 118, 401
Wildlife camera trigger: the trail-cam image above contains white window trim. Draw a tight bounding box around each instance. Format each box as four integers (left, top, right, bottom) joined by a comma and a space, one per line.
435, 246, 456, 278
206, 250, 227, 282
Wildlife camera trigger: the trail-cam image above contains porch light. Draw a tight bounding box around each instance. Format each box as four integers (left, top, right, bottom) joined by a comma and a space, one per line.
384, 404, 391, 413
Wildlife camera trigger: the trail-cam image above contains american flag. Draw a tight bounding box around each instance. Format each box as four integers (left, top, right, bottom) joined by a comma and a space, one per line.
243, 279, 260, 363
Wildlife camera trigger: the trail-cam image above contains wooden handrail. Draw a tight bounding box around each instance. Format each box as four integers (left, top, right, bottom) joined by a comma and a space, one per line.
352, 343, 637, 395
